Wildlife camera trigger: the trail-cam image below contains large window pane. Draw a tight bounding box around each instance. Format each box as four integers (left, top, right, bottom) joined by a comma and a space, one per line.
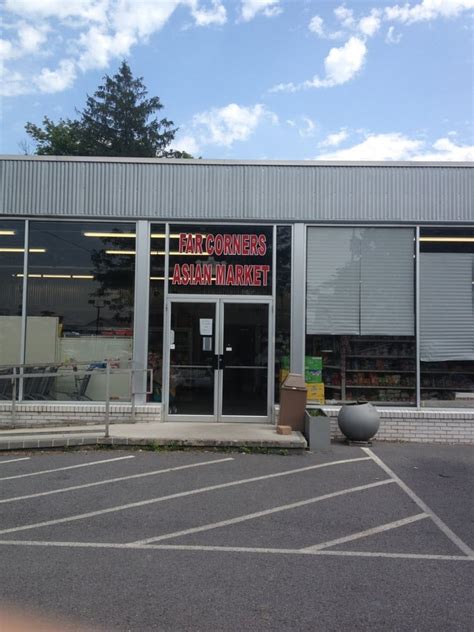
305, 227, 415, 405
420, 228, 474, 407
25, 221, 135, 401
275, 226, 291, 402
148, 224, 165, 402
0, 221, 24, 400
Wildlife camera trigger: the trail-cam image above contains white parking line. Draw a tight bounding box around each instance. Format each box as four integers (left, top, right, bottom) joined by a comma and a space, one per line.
0, 457, 30, 465
362, 447, 474, 559
0, 455, 135, 482
0, 457, 234, 504
132, 479, 395, 545
302, 513, 429, 552
0, 539, 471, 562
0, 456, 371, 537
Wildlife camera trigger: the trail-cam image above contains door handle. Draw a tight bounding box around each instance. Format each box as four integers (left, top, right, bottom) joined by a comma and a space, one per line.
213, 355, 225, 370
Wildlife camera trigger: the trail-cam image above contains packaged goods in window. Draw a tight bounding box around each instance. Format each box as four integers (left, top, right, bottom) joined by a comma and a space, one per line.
305, 356, 322, 383
307, 382, 325, 403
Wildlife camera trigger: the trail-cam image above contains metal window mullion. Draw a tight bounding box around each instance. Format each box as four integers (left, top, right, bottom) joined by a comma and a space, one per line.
290, 223, 306, 375
270, 225, 277, 419
415, 226, 421, 408
132, 220, 150, 405
18, 219, 29, 401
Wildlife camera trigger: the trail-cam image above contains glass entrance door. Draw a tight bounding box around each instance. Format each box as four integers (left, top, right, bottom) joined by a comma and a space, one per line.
219, 302, 269, 420
166, 299, 271, 422
168, 301, 217, 419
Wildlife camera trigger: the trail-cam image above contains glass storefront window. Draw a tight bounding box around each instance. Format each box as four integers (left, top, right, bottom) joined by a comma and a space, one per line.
305, 227, 416, 405
0, 220, 24, 400
24, 221, 136, 401
169, 225, 272, 295
275, 226, 291, 402
420, 227, 474, 407
148, 224, 166, 402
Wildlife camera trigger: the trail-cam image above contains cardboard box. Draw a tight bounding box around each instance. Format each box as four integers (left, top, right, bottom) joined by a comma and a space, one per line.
305, 356, 322, 371
305, 369, 322, 383
306, 382, 325, 403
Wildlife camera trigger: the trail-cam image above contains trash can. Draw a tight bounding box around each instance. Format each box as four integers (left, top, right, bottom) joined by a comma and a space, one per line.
279, 373, 307, 433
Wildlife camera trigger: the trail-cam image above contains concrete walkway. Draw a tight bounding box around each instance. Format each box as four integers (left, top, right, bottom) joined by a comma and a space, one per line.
0, 422, 307, 451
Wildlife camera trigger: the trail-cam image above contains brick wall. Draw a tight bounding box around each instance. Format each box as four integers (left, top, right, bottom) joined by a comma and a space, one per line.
318, 406, 474, 444
0, 403, 162, 428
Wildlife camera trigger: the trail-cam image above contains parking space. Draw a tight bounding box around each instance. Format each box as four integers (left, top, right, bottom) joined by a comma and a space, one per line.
0, 444, 473, 631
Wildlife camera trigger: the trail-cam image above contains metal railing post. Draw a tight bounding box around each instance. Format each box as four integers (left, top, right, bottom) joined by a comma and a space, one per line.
11, 367, 17, 427
104, 362, 110, 438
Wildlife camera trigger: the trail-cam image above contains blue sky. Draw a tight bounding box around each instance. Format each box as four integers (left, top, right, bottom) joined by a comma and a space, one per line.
1, 0, 473, 160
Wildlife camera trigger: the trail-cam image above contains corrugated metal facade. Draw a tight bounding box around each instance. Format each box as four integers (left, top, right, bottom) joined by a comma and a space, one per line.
1, 156, 473, 224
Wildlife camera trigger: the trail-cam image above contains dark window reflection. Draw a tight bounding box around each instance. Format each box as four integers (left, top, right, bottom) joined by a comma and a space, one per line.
24, 221, 136, 401
420, 227, 474, 407
148, 224, 165, 402
275, 226, 291, 402
0, 221, 24, 400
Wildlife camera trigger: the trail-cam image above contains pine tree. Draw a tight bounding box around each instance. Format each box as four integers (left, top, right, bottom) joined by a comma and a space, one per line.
25, 61, 190, 158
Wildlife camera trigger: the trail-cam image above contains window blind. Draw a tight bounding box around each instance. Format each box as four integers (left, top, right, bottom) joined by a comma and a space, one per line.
420, 253, 474, 362
306, 227, 415, 336
361, 228, 414, 336
306, 228, 360, 335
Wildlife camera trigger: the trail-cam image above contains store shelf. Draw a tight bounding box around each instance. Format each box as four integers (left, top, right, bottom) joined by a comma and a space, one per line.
346, 385, 416, 390
345, 369, 414, 374
346, 355, 415, 359
420, 387, 472, 391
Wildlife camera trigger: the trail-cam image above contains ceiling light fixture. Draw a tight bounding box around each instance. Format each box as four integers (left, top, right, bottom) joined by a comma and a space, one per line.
105, 250, 136, 255
0, 248, 46, 253
0, 230, 16, 236
419, 237, 474, 243
84, 232, 136, 238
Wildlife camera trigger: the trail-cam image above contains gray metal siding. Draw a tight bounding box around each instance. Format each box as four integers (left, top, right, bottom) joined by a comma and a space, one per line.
1, 157, 473, 223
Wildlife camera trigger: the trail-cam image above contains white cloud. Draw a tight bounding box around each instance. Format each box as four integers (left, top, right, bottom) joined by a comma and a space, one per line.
358, 10, 382, 37
4, 0, 108, 23
34, 59, 77, 93
189, 0, 227, 26
190, 103, 278, 147
319, 128, 349, 148
0, 70, 30, 97
271, 36, 367, 92
308, 14, 343, 39
384, 0, 474, 24
77, 26, 136, 71
306, 37, 367, 88
316, 132, 474, 161
240, 0, 282, 22
385, 25, 403, 43
334, 5, 355, 28
171, 134, 200, 155
1, 0, 230, 96
299, 117, 317, 138
412, 137, 474, 160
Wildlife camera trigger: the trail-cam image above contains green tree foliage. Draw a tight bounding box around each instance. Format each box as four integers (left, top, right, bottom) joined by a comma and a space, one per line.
25, 61, 192, 158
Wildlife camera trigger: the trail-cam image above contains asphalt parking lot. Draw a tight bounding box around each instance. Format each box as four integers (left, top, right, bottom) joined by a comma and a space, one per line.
0, 443, 473, 631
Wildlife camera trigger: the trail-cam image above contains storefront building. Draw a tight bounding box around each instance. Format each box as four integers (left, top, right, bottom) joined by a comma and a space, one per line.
0, 157, 473, 433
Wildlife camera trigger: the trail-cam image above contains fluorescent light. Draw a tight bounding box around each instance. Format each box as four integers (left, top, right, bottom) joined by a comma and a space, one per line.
0, 230, 15, 236
151, 234, 207, 239
106, 250, 136, 255
0, 248, 46, 253
16, 273, 93, 280
419, 237, 474, 243
84, 232, 135, 238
